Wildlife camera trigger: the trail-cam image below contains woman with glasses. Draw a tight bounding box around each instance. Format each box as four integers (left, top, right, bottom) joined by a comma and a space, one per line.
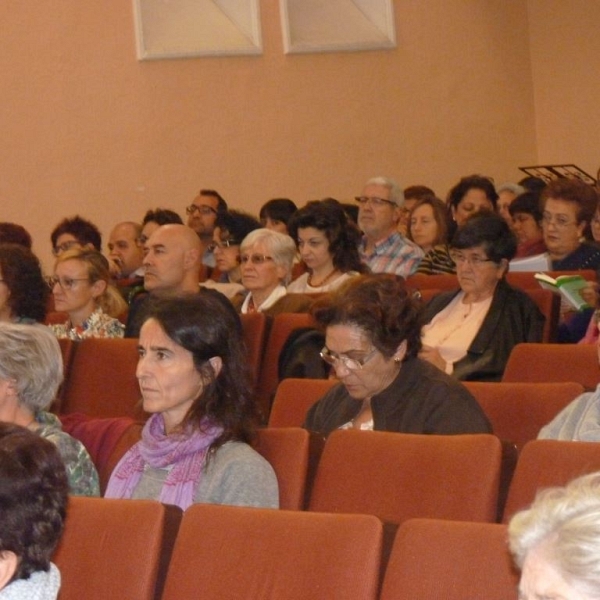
287, 199, 367, 294
420, 212, 544, 381
106, 293, 278, 510
0, 243, 48, 324
49, 248, 126, 340
303, 273, 489, 436
231, 228, 313, 316
201, 210, 261, 299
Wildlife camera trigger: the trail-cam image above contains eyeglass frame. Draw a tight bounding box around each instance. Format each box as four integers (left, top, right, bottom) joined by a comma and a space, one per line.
48, 275, 91, 291
239, 254, 274, 265
208, 239, 240, 252
185, 204, 217, 216
354, 196, 398, 208
319, 346, 378, 371
542, 212, 578, 229
52, 240, 81, 256
449, 250, 496, 268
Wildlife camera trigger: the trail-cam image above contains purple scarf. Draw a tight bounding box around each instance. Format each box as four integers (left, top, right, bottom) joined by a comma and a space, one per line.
105, 413, 223, 510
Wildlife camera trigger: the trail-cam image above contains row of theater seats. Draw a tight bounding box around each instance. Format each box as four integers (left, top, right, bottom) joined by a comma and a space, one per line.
54, 429, 600, 600
53, 497, 518, 600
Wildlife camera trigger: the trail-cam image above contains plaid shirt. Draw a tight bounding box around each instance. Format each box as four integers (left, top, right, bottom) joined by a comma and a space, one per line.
360, 231, 424, 277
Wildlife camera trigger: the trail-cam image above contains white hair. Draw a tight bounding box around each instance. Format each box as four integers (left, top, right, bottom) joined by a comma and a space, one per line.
496, 182, 525, 196
364, 176, 404, 206
240, 228, 297, 284
508, 471, 600, 597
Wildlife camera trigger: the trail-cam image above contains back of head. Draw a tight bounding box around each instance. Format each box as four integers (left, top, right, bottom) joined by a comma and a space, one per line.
451, 211, 517, 262
50, 215, 102, 251
311, 273, 422, 359
508, 472, 600, 598
0, 422, 68, 582
259, 198, 298, 225
215, 210, 261, 243
0, 323, 63, 413
0, 223, 32, 249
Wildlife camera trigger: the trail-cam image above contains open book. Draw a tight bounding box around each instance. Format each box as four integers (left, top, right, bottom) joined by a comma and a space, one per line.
534, 272, 592, 311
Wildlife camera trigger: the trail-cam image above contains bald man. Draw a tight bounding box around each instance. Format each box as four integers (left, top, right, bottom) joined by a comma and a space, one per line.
125, 224, 202, 336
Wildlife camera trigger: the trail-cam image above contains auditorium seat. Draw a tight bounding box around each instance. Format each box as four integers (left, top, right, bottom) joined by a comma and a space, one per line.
54, 497, 182, 600
161, 503, 382, 600
309, 430, 501, 524
240, 312, 268, 391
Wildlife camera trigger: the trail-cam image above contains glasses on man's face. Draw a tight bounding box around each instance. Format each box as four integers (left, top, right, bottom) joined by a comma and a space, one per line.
52, 240, 80, 256
354, 196, 396, 208
240, 254, 274, 265
48, 276, 90, 291
449, 251, 494, 268
319, 346, 378, 371
208, 239, 239, 252
542, 213, 576, 229
186, 204, 217, 217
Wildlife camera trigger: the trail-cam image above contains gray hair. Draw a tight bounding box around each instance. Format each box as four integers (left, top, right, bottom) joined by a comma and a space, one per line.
508, 471, 600, 597
240, 228, 296, 284
364, 176, 405, 206
496, 182, 525, 196
0, 323, 63, 412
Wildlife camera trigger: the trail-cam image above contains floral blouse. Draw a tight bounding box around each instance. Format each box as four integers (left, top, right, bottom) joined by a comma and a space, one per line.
50, 307, 124, 340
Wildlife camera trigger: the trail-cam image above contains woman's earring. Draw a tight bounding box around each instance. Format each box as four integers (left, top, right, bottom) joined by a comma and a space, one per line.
394, 357, 401, 364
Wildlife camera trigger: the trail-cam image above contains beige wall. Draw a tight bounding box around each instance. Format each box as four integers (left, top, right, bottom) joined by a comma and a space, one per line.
528, 0, 600, 178
1, 1, 541, 270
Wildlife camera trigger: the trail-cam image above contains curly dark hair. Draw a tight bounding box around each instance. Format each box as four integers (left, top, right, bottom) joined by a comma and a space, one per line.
311, 273, 422, 360
287, 199, 368, 273
0, 244, 48, 322
140, 292, 257, 448
215, 210, 261, 244
0, 422, 68, 581
50, 215, 102, 251
0, 223, 32, 249
446, 174, 499, 211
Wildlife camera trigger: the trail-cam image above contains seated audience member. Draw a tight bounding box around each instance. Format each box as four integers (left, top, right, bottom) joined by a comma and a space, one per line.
50, 215, 102, 257
541, 178, 600, 270
419, 174, 499, 275
0, 323, 100, 496
107, 221, 144, 302
232, 229, 313, 315
421, 212, 544, 381
259, 198, 298, 235
407, 195, 448, 254
139, 208, 183, 245
592, 201, 600, 244
0, 222, 32, 248
202, 210, 261, 299
49, 248, 126, 340
519, 175, 547, 197
496, 182, 525, 225
0, 244, 48, 324
0, 422, 69, 598
398, 185, 436, 236
303, 274, 490, 436
106, 294, 278, 510
508, 472, 600, 600
185, 189, 228, 271
509, 192, 546, 258
287, 200, 367, 294
356, 176, 424, 277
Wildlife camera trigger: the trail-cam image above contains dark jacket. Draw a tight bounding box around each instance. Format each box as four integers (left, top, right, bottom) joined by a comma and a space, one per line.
422, 279, 544, 382
303, 357, 491, 436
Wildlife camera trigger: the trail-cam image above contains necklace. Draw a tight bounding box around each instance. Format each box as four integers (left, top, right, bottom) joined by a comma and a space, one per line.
307, 268, 340, 288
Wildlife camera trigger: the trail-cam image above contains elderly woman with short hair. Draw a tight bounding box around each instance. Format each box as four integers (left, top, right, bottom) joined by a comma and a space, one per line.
0, 323, 99, 496
232, 228, 313, 316
509, 472, 600, 600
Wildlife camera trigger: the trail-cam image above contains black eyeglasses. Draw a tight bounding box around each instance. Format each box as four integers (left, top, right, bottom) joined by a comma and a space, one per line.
208, 239, 240, 252
186, 204, 217, 216
354, 196, 397, 208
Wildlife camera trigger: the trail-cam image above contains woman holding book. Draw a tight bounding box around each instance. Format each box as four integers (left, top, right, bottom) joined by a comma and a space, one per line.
420, 212, 544, 381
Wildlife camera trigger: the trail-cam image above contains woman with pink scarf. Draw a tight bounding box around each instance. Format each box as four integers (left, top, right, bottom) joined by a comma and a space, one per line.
105, 292, 278, 510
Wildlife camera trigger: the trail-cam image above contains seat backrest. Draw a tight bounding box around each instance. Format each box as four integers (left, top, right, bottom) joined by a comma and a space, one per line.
53, 338, 76, 410
60, 337, 143, 418
503, 439, 600, 523
240, 312, 268, 390
380, 518, 518, 600
502, 343, 600, 390
254, 427, 310, 510
406, 273, 458, 291
162, 504, 382, 600
523, 287, 560, 342
269, 377, 337, 428
463, 381, 584, 451
53, 496, 182, 600
254, 312, 318, 421
309, 430, 501, 524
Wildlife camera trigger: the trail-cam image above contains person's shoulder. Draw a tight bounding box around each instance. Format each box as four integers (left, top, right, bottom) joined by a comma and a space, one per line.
211, 440, 272, 470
